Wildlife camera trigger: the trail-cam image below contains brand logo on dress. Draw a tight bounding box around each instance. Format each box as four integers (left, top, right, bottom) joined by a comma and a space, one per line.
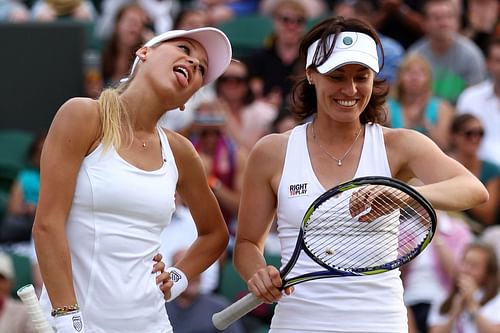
289, 183, 308, 197
72, 315, 83, 332
169, 270, 182, 282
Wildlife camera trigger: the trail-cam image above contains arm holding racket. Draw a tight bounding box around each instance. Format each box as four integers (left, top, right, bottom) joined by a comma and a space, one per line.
17, 284, 54, 333
214, 176, 437, 330
17, 284, 86, 333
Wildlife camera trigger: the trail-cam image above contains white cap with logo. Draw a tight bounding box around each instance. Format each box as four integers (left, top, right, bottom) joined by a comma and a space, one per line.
306, 31, 379, 74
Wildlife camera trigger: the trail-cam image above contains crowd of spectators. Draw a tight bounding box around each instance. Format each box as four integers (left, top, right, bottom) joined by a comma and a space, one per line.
1, 0, 500, 332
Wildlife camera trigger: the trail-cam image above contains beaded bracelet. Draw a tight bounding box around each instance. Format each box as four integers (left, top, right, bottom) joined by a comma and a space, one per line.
51, 303, 80, 317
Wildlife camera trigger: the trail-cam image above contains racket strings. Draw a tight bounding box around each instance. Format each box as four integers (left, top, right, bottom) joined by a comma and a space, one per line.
311, 194, 430, 269
303, 185, 432, 271
308, 189, 430, 269
307, 187, 403, 267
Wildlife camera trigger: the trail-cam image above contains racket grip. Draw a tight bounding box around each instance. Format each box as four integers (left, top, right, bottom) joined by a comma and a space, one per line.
212, 292, 263, 330
17, 284, 55, 333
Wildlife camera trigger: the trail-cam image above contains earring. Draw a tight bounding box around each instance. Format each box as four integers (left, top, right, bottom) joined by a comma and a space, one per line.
179, 105, 186, 111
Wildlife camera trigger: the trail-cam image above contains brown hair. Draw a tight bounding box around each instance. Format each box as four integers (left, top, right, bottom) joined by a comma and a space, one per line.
440, 242, 499, 314
289, 16, 388, 123
101, 3, 149, 84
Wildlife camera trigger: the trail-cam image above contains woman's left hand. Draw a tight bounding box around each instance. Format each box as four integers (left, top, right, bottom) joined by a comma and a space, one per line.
349, 185, 413, 222
152, 253, 173, 300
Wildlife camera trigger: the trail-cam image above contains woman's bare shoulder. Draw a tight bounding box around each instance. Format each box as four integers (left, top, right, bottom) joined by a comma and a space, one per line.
251, 132, 291, 159
162, 128, 198, 160
51, 97, 100, 136
54, 97, 100, 126
382, 126, 432, 148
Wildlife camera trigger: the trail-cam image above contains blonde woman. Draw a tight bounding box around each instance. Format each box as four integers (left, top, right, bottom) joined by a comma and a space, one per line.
387, 53, 454, 149
33, 28, 232, 333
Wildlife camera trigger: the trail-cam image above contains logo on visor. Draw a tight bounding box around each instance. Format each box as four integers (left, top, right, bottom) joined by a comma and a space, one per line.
343, 36, 353, 45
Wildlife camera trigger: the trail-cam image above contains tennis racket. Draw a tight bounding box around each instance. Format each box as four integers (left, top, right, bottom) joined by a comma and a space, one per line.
17, 284, 54, 333
212, 176, 436, 330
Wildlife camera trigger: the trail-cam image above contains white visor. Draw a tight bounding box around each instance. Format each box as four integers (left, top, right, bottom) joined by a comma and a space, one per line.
306, 31, 379, 74
122, 27, 232, 85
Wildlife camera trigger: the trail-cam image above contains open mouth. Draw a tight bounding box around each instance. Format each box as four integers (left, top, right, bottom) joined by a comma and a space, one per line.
174, 66, 190, 82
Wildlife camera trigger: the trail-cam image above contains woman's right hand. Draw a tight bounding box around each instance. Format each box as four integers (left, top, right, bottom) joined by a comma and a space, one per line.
247, 265, 293, 304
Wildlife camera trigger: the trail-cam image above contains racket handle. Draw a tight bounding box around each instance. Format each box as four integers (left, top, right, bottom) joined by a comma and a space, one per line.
212, 292, 263, 330
17, 284, 55, 333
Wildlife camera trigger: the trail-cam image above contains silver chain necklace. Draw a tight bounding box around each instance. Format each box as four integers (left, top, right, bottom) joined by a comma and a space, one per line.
311, 122, 363, 166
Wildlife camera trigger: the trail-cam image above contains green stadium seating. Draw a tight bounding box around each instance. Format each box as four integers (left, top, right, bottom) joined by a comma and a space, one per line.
217, 15, 274, 58
0, 130, 34, 192
8, 252, 33, 299
0, 189, 9, 223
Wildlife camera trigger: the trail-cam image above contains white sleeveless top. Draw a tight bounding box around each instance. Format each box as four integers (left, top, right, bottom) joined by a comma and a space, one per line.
40, 127, 177, 333
271, 122, 407, 332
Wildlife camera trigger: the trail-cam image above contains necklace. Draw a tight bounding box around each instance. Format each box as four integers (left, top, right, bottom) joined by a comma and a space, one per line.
133, 136, 148, 148
311, 122, 363, 166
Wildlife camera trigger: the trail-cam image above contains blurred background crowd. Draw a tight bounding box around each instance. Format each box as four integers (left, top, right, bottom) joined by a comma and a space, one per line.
0, 0, 500, 332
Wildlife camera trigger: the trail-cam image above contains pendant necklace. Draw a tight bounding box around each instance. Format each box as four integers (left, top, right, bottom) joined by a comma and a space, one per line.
311, 122, 363, 166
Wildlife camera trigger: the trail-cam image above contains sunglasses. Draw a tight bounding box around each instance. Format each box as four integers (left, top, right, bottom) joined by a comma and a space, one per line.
461, 129, 484, 139
276, 14, 306, 26
219, 75, 247, 84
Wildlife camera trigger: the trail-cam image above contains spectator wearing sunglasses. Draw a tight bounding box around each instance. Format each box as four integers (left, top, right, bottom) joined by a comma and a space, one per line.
456, 36, 500, 168
448, 113, 500, 228
245, 0, 308, 111
216, 60, 278, 150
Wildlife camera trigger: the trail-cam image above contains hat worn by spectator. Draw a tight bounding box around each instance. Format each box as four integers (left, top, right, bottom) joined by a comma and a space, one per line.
306, 31, 379, 73
0, 252, 14, 281
124, 27, 232, 86
45, 0, 82, 16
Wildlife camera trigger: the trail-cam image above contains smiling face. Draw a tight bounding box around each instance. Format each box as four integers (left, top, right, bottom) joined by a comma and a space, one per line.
137, 37, 209, 106
309, 64, 374, 122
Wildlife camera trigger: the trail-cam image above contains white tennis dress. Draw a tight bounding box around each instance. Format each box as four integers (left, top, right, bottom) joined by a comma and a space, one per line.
271, 122, 407, 333
39, 127, 177, 333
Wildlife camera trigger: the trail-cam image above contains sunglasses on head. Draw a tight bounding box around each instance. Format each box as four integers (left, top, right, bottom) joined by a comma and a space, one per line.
276, 14, 306, 26
461, 129, 484, 139
219, 75, 247, 84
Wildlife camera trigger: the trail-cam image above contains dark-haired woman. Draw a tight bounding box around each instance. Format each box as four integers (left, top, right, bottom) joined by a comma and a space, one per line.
448, 113, 500, 227
233, 16, 488, 332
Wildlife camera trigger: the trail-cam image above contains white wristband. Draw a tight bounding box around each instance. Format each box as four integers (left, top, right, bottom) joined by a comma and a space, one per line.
165, 266, 188, 302
54, 310, 85, 332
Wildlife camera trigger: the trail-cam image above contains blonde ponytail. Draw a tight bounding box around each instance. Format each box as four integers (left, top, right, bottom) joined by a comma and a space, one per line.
97, 81, 134, 152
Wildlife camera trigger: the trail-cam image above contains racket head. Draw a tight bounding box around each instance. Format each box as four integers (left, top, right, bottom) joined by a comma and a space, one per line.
291, 176, 436, 282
